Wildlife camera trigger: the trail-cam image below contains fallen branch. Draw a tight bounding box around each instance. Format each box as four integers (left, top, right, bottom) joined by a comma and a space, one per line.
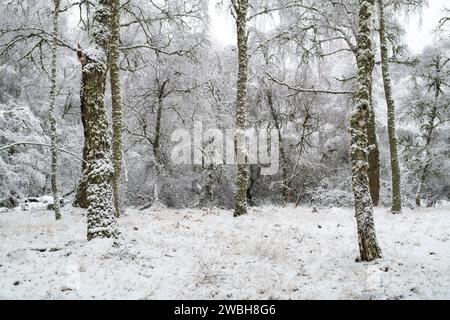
139, 202, 153, 211
29, 247, 63, 253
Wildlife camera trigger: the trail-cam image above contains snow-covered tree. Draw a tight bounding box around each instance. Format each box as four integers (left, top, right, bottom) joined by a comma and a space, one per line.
109, 0, 123, 217
400, 45, 450, 207
76, 0, 117, 240
377, 0, 402, 213
48, 0, 62, 220
350, 0, 382, 262
231, 0, 250, 217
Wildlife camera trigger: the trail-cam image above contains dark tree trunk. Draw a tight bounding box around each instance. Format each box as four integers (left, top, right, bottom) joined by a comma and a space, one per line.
73, 71, 90, 209
367, 81, 380, 206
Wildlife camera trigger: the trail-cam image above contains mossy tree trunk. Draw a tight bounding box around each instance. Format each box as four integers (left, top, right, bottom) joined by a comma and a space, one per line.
378, 0, 402, 213
109, 0, 123, 217
232, 0, 250, 217
77, 0, 117, 240
350, 0, 382, 262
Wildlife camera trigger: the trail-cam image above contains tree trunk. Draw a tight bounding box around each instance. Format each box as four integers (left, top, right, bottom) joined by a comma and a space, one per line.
415, 161, 429, 207
415, 104, 437, 206
350, 0, 382, 262
367, 94, 380, 206
378, 0, 402, 213
108, 0, 123, 218
153, 97, 163, 168
48, 0, 61, 220
266, 89, 288, 201
151, 96, 164, 204
233, 0, 249, 217
77, 0, 117, 240
415, 54, 444, 206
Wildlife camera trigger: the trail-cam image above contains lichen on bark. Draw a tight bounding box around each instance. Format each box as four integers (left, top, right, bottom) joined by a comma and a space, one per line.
377, 0, 402, 213
76, 0, 117, 240
233, 0, 250, 217
108, 0, 124, 217
350, 0, 382, 262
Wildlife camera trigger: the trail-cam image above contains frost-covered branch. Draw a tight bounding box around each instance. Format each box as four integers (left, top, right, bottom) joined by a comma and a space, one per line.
266, 72, 354, 95
0, 142, 86, 163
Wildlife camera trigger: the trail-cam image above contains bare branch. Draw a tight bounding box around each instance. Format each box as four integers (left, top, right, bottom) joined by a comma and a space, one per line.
0, 142, 85, 163
266, 73, 354, 95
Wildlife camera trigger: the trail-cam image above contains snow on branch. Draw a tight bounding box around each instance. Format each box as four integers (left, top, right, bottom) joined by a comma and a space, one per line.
0, 142, 86, 163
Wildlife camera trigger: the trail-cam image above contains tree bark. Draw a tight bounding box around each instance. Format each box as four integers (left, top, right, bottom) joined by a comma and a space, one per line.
367, 93, 380, 206
151, 94, 164, 204
153, 96, 163, 168
77, 0, 117, 240
233, 0, 249, 217
109, 0, 123, 218
350, 0, 382, 262
378, 0, 402, 213
49, 0, 61, 220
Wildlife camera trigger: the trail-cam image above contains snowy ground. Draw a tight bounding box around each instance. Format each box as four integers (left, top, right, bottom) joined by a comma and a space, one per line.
0, 204, 449, 299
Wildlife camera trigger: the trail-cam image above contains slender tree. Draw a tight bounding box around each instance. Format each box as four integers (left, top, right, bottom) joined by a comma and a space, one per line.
109, 0, 123, 217
367, 92, 380, 206
414, 54, 449, 206
48, 0, 62, 220
377, 0, 402, 213
76, 0, 117, 240
350, 0, 382, 262
232, 0, 250, 217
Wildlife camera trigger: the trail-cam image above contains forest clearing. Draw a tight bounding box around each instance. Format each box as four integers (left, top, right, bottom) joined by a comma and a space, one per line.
1, 203, 449, 299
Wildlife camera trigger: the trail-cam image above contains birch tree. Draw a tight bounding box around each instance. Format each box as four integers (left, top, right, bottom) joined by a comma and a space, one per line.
350, 0, 381, 261
48, 0, 62, 220
265, 0, 382, 206
377, 0, 402, 213
232, 0, 250, 217
413, 53, 450, 206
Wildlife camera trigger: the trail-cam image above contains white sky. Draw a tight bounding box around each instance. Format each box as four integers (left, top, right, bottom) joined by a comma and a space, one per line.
208, 0, 235, 46
207, 0, 280, 46
403, 0, 448, 53
66, 0, 447, 54
208, 0, 449, 53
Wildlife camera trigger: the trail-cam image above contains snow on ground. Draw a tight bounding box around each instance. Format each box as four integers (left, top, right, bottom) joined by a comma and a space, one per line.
0, 204, 449, 299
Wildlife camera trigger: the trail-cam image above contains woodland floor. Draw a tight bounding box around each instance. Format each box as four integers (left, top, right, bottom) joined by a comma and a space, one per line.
0, 203, 449, 299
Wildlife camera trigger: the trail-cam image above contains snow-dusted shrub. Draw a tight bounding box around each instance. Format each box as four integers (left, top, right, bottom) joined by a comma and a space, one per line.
0, 65, 21, 102
0, 99, 49, 198
308, 185, 354, 208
